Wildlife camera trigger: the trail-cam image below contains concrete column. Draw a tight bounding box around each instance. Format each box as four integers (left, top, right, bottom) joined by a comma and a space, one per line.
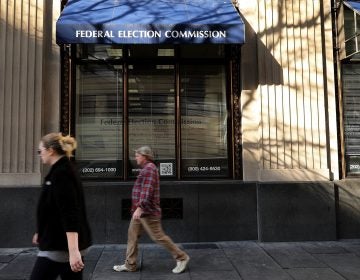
0, 0, 61, 186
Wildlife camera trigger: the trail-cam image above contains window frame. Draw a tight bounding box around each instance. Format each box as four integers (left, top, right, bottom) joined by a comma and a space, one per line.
61, 44, 242, 180
343, 4, 360, 59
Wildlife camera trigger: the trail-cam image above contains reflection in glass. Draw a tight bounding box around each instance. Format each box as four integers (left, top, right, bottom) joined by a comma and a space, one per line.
180, 65, 228, 177
344, 7, 360, 58
76, 64, 123, 177
128, 64, 176, 177
343, 64, 360, 174
77, 44, 123, 60
74, 44, 231, 179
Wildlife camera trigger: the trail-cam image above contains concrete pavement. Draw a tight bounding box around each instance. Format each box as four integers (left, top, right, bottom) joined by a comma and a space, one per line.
1, 240, 360, 279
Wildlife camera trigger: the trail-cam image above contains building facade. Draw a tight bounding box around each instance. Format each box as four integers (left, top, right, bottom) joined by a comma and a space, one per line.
1, 0, 359, 247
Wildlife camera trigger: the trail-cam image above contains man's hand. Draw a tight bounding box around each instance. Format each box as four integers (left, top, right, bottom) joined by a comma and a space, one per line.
133, 207, 143, 219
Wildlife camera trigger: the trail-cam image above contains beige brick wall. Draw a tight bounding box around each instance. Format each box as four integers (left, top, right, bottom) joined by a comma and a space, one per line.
0, 0, 60, 185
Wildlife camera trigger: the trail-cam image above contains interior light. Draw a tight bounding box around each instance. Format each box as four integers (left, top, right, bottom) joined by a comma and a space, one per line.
157, 49, 174, 56
156, 65, 175, 69
106, 48, 123, 57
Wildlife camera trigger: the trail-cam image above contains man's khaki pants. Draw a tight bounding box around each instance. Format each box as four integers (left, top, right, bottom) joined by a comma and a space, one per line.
124, 216, 188, 271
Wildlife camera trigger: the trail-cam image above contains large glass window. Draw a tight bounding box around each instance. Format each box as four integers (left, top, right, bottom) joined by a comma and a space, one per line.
76, 64, 123, 177
74, 44, 232, 179
344, 5, 360, 58
342, 64, 360, 175
180, 65, 228, 177
128, 64, 176, 178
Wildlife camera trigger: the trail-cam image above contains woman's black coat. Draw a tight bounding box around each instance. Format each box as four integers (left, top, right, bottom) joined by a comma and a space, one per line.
36, 156, 92, 251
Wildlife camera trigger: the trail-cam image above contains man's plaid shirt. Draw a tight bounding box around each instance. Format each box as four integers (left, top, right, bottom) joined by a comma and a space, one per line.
131, 161, 161, 217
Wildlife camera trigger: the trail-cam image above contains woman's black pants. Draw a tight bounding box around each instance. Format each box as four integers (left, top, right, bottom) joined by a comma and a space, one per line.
30, 257, 83, 280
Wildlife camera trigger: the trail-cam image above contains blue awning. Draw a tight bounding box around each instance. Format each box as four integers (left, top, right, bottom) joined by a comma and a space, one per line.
56, 0, 245, 44
344, 1, 360, 14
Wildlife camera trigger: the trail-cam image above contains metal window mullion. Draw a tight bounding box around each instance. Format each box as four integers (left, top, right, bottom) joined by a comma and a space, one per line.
355, 11, 359, 53
229, 58, 235, 179
176, 62, 181, 180
123, 61, 128, 180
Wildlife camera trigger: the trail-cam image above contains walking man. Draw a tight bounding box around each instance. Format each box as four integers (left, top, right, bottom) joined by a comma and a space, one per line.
113, 146, 190, 274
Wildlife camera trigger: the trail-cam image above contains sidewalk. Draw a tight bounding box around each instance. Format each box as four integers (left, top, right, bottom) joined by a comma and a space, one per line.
1, 240, 360, 280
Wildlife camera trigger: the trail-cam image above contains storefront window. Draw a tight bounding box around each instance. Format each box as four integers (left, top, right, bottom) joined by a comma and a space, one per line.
76, 64, 123, 177
73, 44, 232, 180
344, 6, 360, 58
180, 65, 228, 177
342, 64, 360, 175
128, 64, 176, 178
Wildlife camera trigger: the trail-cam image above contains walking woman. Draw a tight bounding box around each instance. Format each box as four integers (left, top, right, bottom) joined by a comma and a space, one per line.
30, 133, 92, 280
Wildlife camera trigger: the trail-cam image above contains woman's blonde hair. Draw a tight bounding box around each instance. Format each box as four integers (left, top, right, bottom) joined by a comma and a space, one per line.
41, 132, 77, 157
